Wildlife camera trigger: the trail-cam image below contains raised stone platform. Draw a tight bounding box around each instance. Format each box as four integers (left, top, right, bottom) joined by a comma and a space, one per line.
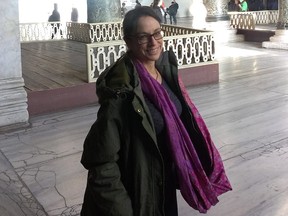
27, 62, 219, 116
262, 29, 288, 50
237, 29, 275, 42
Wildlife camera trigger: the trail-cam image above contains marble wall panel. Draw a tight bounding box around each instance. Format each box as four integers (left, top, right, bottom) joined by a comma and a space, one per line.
277, 0, 288, 28
0, 0, 22, 78
204, 0, 229, 20
0, 0, 29, 131
87, 0, 121, 23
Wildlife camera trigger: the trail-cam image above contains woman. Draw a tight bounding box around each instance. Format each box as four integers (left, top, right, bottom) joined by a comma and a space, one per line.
151, 0, 165, 24
80, 6, 231, 216
238, 0, 248, 11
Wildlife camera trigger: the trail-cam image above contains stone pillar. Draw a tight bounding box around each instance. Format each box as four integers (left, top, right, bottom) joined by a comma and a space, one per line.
0, 0, 29, 132
276, 0, 288, 29
189, 0, 208, 29
204, 0, 230, 21
87, 0, 122, 23
262, 0, 288, 49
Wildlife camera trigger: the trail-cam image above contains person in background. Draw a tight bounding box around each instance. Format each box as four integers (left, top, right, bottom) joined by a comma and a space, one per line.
228, 0, 238, 11
80, 6, 232, 216
167, 0, 179, 25
161, 0, 168, 24
238, 0, 248, 11
151, 0, 165, 24
121, 2, 127, 18
48, 3, 62, 39
135, 0, 141, 8
71, 7, 78, 22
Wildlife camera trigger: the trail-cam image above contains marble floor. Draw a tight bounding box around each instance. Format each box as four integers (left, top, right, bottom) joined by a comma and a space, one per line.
1, 41, 288, 216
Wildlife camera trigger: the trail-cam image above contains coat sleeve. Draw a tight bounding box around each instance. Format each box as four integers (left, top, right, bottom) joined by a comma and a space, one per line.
81, 98, 133, 216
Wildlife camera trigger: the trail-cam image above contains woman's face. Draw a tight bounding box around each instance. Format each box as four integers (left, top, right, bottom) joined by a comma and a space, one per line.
126, 16, 163, 64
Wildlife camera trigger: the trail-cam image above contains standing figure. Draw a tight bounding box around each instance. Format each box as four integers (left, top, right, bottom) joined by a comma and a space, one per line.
167, 0, 179, 25
80, 6, 232, 216
135, 0, 141, 8
151, 0, 165, 23
161, 1, 168, 24
121, 2, 127, 18
238, 0, 248, 11
71, 7, 79, 22
48, 3, 62, 39
228, 0, 238, 11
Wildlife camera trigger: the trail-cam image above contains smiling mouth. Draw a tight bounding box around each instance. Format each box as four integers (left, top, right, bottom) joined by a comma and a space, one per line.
147, 47, 160, 54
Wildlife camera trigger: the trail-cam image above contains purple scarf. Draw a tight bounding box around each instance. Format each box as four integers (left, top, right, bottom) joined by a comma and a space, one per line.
134, 60, 232, 213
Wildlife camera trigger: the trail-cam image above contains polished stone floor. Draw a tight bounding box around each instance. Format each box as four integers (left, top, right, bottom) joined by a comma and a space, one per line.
1, 40, 288, 216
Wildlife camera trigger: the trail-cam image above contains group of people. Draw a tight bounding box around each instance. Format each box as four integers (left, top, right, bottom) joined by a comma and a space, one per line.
237, 0, 248, 11
122, 0, 179, 25
48, 3, 79, 39
80, 3, 232, 216
228, 0, 248, 11
151, 0, 179, 25
48, 4, 79, 23
121, 0, 142, 18
229, 0, 279, 12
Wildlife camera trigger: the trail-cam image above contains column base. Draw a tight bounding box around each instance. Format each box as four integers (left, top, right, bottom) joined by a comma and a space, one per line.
262, 29, 288, 50
270, 29, 288, 42
0, 77, 29, 133
0, 122, 30, 133
262, 41, 288, 50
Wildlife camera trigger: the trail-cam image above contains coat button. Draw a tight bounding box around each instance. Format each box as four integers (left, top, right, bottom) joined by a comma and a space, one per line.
137, 108, 141, 113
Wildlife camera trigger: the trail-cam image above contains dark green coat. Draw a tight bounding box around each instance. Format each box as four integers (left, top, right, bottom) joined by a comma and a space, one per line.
80, 50, 205, 216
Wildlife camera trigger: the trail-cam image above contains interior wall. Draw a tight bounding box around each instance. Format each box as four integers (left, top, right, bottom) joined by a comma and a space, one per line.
18, 0, 194, 24
19, 0, 87, 23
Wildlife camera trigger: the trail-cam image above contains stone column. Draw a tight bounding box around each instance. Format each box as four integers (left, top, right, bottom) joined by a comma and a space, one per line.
204, 0, 230, 21
262, 0, 288, 49
189, 0, 208, 29
191, 0, 235, 43
0, 0, 29, 132
276, 0, 288, 29
87, 0, 122, 23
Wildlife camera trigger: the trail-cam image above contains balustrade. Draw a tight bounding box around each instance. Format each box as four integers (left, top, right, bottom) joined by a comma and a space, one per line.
84, 23, 215, 82
66, 22, 123, 43
86, 32, 215, 82
229, 10, 278, 29
19, 21, 217, 83
20, 22, 66, 42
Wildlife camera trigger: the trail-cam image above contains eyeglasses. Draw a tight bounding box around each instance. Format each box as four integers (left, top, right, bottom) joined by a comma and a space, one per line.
131, 30, 164, 45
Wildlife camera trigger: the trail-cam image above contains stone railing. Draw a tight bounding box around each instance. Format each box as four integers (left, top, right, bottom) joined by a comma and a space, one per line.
229, 12, 256, 29
86, 30, 215, 83
229, 10, 278, 30
252, 10, 278, 24
161, 25, 202, 35
19, 22, 216, 84
66, 22, 209, 45
86, 41, 126, 82
19, 22, 66, 42
20, 10, 278, 42
66, 22, 123, 43
66, 22, 91, 43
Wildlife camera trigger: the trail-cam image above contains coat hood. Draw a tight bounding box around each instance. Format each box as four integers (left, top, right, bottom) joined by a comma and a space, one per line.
95, 49, 178, 104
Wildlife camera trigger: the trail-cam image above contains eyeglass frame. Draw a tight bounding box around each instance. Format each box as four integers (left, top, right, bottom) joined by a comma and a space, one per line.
126, 29, 164, 45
